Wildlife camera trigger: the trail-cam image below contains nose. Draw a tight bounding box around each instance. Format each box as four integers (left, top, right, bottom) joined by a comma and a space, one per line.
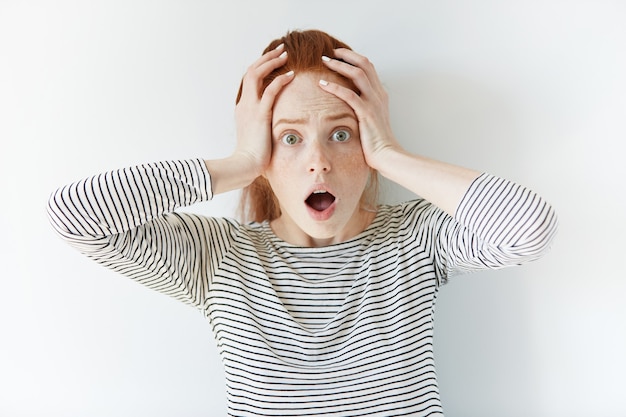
307, 140, 331, 173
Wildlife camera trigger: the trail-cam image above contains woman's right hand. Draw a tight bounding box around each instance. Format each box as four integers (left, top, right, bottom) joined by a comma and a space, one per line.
234, 44, 294, 178
205, 44, 293, 195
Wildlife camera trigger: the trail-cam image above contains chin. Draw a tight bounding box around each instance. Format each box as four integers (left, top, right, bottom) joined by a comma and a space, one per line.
304, 220, 348, 240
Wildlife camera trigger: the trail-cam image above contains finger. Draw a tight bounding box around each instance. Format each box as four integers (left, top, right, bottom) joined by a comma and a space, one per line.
335, 48, 370, 68
318, 78, 364, 114
251, 43, 286, 70
255, 50, 288, 81
242, 45, 288, 99
323, 49, 383, 93
321, 56, 374, 97
333, 48, 380, 81
259, 70, 295, 110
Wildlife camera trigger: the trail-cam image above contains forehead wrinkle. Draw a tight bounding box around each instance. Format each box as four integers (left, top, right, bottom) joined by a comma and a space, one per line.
275, 98, 355, 124
272, 72, 356, 128
274, 111, 355, 128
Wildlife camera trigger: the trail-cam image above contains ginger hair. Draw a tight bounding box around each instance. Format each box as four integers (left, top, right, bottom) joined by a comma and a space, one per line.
237, 29, 379, 223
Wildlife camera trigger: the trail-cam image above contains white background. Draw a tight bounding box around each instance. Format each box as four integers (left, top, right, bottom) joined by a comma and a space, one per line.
1, 1, 625, 416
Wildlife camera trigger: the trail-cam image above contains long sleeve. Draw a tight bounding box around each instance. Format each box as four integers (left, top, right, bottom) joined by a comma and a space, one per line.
47, 158, 235, 308
429, 173, 558, 283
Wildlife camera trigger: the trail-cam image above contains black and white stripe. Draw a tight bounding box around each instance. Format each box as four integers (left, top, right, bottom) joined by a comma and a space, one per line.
48, 159, 558, 416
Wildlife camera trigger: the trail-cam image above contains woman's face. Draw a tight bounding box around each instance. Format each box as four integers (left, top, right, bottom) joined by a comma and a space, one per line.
264, 72, 373, 247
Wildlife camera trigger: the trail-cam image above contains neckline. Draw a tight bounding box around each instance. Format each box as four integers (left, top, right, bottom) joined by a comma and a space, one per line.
260, 206, 387, 252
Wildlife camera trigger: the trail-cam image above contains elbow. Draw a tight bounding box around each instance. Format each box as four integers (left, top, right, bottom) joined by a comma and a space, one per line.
513, 203, 559, 263
46, 188, 71, 238
47, 188, 110, 253
46, 186, 90, 240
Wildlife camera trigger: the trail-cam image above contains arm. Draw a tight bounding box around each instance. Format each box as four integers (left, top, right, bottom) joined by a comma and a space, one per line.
374, 150, 480, 217
47, 159, 223, 307
320, 49, 557, 273
319, 49, 481, 216
395, 172, 558, 286
438, 173, 558, 279
207, 43, 294, 196
48, 45, 296, 304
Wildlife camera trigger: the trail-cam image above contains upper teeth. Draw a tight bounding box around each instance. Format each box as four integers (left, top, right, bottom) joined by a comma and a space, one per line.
313, 190, 326, 194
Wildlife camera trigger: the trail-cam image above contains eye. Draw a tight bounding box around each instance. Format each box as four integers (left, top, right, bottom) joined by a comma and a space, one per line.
331, 129, 351, 142
281, 133, 301, 145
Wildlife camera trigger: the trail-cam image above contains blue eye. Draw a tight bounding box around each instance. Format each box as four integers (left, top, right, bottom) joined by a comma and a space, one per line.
332, 130, 350, 142
281, 133, 300, 145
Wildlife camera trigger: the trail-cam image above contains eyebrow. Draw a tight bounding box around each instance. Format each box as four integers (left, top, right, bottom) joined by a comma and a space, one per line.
273, 112, 356, 127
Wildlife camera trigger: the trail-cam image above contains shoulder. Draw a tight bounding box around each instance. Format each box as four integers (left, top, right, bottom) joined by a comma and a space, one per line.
162, 212, 247, 243
364, 200, 453, 252
376, 199, 449, 229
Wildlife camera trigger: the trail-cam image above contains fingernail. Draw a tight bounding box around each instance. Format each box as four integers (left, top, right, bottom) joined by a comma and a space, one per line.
319, 79, 329, 86
285, 70, 294, 77
321, 55, 331, 62
275, 43, 284, 50
279, 51, 287, 59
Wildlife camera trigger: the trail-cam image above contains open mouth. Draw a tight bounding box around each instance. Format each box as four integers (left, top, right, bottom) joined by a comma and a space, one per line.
305, 190, 336, 212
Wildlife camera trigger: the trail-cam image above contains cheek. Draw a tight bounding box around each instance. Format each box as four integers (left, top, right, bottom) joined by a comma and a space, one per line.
264, 155, 295, 198
338, 149, 369, 176
268, 144, 296, 171
337, 154, 370, 200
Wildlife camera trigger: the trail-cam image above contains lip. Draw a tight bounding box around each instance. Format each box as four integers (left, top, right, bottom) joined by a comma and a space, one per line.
306, 198, 336, 221
304, 183, 337, 221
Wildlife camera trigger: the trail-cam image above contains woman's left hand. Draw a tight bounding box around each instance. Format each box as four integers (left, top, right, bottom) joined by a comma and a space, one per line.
319, 48, 402, 171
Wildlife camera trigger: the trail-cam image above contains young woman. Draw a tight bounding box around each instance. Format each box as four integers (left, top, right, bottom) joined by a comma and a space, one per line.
48, 29, 558, 417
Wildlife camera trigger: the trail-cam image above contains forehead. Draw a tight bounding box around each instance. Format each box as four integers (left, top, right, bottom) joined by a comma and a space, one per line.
272, 72, 355, 122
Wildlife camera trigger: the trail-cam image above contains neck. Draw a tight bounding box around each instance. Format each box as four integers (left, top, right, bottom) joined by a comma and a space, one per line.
270, 208, 376, 247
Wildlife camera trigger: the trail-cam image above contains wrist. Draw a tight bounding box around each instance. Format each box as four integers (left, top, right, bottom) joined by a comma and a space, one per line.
230, 151, 266, 179
367, 143, 406, 174
204, 154, 261, 196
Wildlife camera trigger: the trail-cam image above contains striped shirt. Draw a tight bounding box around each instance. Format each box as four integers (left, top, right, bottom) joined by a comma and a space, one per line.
47, 158, 558, 416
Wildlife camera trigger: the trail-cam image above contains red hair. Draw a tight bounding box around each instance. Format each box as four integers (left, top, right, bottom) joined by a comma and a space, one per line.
237, 29, 378, 223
